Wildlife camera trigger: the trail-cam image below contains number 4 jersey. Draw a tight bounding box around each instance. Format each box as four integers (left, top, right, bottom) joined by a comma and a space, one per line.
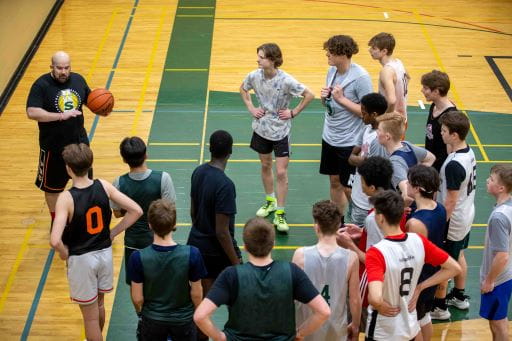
63, 179, 112, 256
365, 233, 448, 340
438, 146, 476, 241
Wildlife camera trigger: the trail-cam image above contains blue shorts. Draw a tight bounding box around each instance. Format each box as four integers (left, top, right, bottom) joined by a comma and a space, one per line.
480, 279, 512, 320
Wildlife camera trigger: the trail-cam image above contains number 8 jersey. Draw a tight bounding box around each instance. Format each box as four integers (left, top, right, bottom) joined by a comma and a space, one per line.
365, 233, 449, 340
439, 146, 476, 241
63, 179, 112, 256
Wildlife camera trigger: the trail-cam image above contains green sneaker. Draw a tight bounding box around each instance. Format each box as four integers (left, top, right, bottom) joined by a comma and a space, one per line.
273, 210, 289, 233
256, 197, 277, 217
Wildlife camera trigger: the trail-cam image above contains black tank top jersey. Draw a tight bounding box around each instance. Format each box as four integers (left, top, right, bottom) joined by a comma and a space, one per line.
425, 104, 457, 171
63, 180, 112, 256
26, 72, 90, 150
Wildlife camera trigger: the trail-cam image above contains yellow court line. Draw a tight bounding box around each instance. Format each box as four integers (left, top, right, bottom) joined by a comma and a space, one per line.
164, 68, 208, 72
149, 142, 200, 146
477, 160, 512, 163
176, 14, 214, 17
130, 7, 166, 135
0, 223, 35, 313
414, 10, 489, 162
199, 89, 211, 164
148, 159, 199, 162
85, 9, 118, 82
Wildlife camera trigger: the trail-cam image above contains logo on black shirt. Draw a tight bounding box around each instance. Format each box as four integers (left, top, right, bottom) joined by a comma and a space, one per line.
54, 89, 81, 112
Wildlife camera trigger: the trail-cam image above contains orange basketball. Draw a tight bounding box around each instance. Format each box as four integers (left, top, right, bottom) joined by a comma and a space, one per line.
87, 88, 114, 116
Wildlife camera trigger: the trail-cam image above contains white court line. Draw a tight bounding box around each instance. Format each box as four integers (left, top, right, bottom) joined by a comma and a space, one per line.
418, 100, 425, 109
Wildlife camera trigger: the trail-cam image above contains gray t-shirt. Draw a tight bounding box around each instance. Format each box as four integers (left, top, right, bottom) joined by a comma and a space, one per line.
480, 199, 512, 286
389, 141, 427, 189
242, 69, 306, 141
110, 169, 176, 210
322, 63, 373, 147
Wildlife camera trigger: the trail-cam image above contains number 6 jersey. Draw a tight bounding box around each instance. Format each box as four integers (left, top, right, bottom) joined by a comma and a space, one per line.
365, 233, 448, 340
438, 146, 476, 241
63, 179, 112, 256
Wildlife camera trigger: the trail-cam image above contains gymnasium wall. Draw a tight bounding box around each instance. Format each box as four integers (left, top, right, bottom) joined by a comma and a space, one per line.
0, 0, 57, 97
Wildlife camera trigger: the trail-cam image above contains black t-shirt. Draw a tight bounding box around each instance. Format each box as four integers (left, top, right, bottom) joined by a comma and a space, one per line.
424, 104, 457, 171
187, 163, 240, 257
207, 261, 319, 306
27, 72, 90, 150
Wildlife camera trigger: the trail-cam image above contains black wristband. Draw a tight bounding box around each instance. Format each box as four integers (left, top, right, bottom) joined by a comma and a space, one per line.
290, 109, 295, 118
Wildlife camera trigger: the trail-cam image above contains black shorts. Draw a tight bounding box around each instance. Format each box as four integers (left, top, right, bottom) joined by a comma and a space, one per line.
124, 247, 137, 285
140, 317, 197, 341
417, 286, 437, 320
202, 253, 238, 279
319, 140, 355, 187
250, 132, 290, 157
35, 147, 93, 193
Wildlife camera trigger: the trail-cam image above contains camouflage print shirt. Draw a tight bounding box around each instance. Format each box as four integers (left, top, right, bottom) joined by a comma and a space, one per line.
242, 69, 306, 141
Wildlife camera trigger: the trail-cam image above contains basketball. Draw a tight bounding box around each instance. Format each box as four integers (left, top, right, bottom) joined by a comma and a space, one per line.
87, 88, 114, 116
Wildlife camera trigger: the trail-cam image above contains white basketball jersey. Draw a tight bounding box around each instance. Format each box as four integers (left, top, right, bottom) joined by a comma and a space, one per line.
296, 246, 352, 341
379, 59, 408, 120
366, 233, 424, 340
352, 126, 378, 211
439, 148, 476, 241
365, 211, 384, 251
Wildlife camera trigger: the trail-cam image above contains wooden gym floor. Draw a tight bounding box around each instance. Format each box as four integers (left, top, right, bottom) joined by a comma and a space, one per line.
0, 0, 511, 340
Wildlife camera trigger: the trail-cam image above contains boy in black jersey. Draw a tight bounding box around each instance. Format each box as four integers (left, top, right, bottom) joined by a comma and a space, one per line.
27, 51, 92, 226
194, 217, 331, 340
421, 70, 457, 171
50, 143, 142, 341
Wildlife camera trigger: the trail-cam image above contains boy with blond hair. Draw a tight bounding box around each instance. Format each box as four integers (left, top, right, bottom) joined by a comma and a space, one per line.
376, 113, 435, 206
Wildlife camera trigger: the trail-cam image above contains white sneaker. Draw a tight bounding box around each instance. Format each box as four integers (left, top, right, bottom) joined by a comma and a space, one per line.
447, 296, 470, 310
430, 307, 451, 320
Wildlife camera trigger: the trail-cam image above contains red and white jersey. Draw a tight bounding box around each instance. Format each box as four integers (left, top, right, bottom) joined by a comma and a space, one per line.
365, 233, 448, 340
379, 58, 408, 120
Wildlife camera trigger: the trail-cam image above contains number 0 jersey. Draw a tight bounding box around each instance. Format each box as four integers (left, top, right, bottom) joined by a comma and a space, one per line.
439, 146, 476, 241
365, 233, 448, 340
63, 179, 112, 256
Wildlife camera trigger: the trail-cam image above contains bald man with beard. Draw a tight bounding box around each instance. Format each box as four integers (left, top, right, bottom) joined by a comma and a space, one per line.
27, 51, 92, 225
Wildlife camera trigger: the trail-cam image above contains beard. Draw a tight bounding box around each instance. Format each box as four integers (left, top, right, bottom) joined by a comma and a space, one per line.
51, 70, 70, 83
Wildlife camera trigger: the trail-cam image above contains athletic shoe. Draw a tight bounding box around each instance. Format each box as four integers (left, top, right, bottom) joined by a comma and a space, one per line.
447, 295, 470, 310
256, 198, 277, 217
273, 211, 289, 233
430, 307, 451, 320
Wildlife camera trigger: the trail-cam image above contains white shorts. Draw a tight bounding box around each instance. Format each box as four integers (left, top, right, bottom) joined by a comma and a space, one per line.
67, 246, 113, 304
419, 312, 431, 327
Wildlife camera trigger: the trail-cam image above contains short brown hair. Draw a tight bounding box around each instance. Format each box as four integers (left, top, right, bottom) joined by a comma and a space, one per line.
491, 164, 512, 193
368, 32, 395, 55
62, 143, 93, 176
377, 112, 405, 141
312, 200, 341, 235
439, 110, 470, 141
257, 43, 283, 68
243, 217, 274, 257
421, 70, 450, 96
148, 199, 177, 238
323, 35, 359, 58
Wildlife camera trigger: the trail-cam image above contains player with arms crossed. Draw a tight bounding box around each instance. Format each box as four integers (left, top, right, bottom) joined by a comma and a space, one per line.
50, 143, 142, 341
365, 190, 460, 341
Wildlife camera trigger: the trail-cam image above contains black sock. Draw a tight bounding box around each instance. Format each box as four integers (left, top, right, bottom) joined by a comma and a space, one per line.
453, 288, 465, 299
434, 298, 447, 310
